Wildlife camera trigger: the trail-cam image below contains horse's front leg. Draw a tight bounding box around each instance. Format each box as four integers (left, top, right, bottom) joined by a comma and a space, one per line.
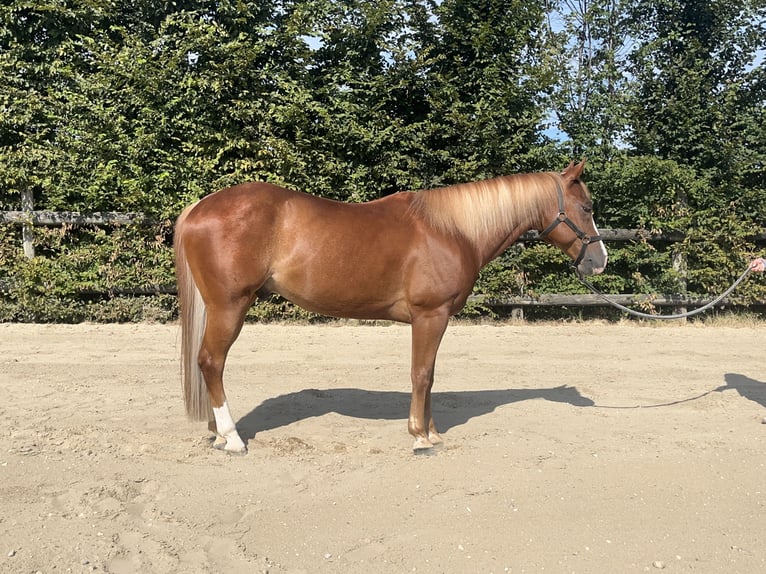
424, 386, 443, 447
409, 312, 449, 453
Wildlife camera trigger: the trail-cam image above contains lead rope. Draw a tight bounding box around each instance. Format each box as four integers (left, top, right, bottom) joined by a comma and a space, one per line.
575, 265, 754, 320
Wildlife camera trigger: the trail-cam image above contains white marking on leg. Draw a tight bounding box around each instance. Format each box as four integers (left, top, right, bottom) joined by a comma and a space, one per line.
212, 401, 246, 453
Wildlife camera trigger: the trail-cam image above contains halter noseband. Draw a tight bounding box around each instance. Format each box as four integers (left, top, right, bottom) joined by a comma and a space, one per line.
537, 182, 603, 269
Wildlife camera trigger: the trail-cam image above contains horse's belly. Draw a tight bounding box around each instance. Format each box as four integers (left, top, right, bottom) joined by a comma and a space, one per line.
262, 272, 411, 322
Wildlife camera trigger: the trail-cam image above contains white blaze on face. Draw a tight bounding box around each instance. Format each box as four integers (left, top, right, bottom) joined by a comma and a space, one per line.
594, 223, 608, 261
592, 222, 608, 272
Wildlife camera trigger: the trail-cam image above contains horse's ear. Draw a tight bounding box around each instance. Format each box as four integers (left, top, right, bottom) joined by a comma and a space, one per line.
561, 158, 587, 180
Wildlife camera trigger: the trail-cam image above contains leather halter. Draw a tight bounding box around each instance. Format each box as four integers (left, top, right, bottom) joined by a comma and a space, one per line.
537, 182, 603, 269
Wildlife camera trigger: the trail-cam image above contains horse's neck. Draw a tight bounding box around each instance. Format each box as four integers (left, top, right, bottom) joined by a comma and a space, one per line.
478, 177, 550, 266
477, 221, 535, 267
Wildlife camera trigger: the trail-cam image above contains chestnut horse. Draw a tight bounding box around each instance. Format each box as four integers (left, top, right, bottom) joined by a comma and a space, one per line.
174, 161, 607, 454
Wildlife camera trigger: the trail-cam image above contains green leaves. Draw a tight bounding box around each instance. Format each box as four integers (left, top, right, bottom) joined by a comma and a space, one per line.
0, 0, 764, 321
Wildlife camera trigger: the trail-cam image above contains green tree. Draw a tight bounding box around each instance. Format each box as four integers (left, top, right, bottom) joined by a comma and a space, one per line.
417, 0, 557, 184
270, 0, 415, 201
626, 0, 766, 190
546, 0, 630, 159
0, 0, 101, 209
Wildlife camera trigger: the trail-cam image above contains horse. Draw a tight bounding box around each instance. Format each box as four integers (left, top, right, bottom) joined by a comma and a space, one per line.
173, 160, 608, 454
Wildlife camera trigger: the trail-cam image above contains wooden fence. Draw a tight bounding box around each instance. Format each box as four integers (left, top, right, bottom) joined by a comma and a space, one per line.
1, 190, 152, 258
2, 190, 764, 313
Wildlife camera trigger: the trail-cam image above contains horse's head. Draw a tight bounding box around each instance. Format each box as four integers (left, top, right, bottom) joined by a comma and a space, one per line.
539, 160, 608, 276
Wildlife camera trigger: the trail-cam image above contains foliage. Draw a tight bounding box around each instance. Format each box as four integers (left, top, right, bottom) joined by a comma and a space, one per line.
0, 0, 764, 322
0, 222, 178, 322
545, 0, 631, 159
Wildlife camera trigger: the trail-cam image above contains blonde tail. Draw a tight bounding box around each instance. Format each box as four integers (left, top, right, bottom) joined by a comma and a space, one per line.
174, 204, 211, 421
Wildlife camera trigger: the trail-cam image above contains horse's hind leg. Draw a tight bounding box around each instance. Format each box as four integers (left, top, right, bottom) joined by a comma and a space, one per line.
198, 300, 251, 454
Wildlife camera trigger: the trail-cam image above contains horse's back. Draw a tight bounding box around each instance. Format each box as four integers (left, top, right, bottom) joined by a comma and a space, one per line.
184, 182, 294, 224
185, 182, 414, 227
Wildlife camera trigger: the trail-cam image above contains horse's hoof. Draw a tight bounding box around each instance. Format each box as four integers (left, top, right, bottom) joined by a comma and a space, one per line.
412, 436, 435, 455
212, 437, 248, 455
213, 442, 248, 456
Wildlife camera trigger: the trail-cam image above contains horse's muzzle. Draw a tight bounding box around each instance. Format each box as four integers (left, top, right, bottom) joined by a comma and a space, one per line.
575, 241, 608, 276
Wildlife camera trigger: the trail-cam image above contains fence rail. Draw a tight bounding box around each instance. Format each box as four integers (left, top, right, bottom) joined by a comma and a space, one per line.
0, 211, 152, 226
468, 293, 759, 309
5, 189, 157, 258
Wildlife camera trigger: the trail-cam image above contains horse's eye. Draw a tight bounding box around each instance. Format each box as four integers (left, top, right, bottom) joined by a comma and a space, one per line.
582, 204, 593, 214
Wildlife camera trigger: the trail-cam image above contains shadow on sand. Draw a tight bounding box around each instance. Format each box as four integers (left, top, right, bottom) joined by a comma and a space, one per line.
717, 373, 766, 408
237, 385, 594, 441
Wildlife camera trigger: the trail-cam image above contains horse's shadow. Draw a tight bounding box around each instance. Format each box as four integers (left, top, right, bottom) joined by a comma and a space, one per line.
717, 373, 766, 408
236, 385, 594, 441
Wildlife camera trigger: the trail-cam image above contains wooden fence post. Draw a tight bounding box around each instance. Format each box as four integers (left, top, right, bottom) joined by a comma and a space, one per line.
512, 242, 526, 321
672, 248, 687, 318
21, 188, 35, 259
672, 188, 688, 320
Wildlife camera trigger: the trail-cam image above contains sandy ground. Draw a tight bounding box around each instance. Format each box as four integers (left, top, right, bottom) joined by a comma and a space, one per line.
1, 321, 765, 574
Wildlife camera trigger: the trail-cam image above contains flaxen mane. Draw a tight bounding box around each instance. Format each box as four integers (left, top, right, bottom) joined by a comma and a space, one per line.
409, 172, 561, 245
